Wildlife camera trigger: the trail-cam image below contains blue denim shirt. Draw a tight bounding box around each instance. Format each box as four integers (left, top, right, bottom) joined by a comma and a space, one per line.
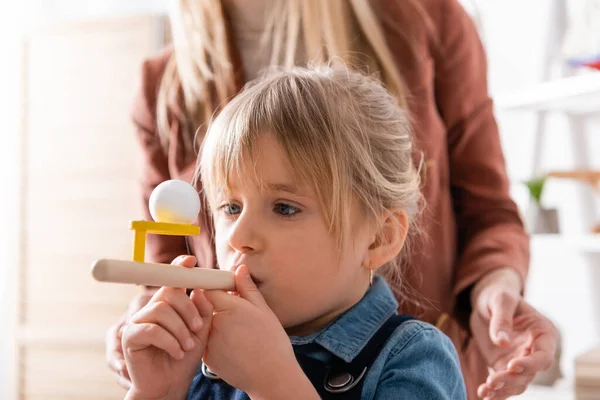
186, 276, 466, 399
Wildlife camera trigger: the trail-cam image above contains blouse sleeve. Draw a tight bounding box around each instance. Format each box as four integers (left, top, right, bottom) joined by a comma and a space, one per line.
130, 55, 188, 265
433, 0, 530, 324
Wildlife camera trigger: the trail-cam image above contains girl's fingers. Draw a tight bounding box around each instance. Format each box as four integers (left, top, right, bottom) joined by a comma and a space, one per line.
132, 300, 196, 352
123, 322, 185, 360
171, 254, 197, 266
191, 289, 213, 320
152, 287, 204, 333
204, 289, 239, 313
189, 290, 213, 345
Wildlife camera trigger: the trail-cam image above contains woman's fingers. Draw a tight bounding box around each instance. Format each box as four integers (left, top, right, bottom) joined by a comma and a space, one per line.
478, 369, 535, 399
487, 291, 520, 347
507, 334, 555, 375
480, 375, 534, 399
123, 322, 185, 360
117, 353, 131, 381
108, 356, 132, 390
116, 373, 132, 390
131, 300, 197, 352
487, 378, 534, 399
106, 318, 125, 371
108, 356, 130, 380
507, 353, 551, 376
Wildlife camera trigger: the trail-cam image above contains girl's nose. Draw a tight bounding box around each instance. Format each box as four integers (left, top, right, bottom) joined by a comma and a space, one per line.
227, 211, 262, 253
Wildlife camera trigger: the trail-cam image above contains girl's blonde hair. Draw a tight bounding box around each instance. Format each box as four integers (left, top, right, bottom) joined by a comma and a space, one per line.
158, 0, 430, 155
197, 65, 423, 290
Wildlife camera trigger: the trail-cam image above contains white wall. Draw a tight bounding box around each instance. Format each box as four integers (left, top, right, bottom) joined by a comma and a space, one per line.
0, 0, 597, 395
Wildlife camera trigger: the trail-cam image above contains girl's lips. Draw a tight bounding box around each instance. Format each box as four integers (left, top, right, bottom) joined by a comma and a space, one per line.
232, 263, 262, 285
248, 271, 263, 285
252, 277, 263, 288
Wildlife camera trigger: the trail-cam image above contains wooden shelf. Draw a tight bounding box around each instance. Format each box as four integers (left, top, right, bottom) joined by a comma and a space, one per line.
494, 74, 600, 114
532, 234, 600, 252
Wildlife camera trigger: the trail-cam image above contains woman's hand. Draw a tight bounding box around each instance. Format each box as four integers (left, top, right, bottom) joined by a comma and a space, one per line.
107, 288, 157, 389
470, 268, 558, 400
122, 256, 213, 400
203, 265, 319, 400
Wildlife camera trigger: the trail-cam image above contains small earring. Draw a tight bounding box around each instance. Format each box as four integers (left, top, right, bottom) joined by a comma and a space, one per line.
369, 268, 373, 286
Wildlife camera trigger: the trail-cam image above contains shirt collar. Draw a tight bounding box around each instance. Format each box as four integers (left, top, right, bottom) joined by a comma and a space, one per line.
289, 276, 399, 363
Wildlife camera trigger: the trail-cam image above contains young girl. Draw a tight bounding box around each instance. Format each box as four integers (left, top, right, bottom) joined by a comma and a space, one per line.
110, 1, 561, 398
121, 66, 466, 399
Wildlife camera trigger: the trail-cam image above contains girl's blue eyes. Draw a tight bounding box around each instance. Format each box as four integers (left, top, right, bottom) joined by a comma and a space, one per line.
221, 203, 301, 218
223, 204, 241, 215
273, 203, 300, 217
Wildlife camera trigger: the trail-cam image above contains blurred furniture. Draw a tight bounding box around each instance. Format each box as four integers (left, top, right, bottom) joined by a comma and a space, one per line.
575, 346, 600, 400
515, 378, 574, 400
492, 0, 600, 394
493, 0, 600, 239
12, 14, 166, 400
562, 0, 600, 69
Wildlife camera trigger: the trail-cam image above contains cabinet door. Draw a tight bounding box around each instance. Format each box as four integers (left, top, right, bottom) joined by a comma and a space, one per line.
15, 14, 166, 400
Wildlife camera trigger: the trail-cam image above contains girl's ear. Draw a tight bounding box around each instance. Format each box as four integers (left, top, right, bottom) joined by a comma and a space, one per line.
367, 209, 408, 271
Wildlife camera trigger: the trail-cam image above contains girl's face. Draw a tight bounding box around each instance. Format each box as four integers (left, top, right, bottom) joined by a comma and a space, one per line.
212, 132, 373, 335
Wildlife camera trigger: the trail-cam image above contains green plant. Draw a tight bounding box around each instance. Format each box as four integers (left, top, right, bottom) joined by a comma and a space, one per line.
524, 176, 547, 205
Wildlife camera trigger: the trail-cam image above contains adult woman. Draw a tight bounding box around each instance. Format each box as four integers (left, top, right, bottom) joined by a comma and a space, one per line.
107, 1, 558, 399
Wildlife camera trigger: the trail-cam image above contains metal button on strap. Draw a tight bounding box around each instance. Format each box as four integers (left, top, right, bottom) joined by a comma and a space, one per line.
328, 372, 354, 388
325, 367, 368, 393
201, 363, 220, 380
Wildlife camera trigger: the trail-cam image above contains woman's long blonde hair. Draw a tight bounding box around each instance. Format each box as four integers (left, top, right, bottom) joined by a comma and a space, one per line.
198, 65, 422, 293
158, 0, 428, 156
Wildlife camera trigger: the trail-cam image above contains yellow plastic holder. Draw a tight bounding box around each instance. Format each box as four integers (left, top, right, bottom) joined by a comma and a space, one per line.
129, 220, 201, 263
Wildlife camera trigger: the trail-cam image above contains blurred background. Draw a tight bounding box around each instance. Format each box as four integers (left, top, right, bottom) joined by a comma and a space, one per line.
0, 0, 599, 399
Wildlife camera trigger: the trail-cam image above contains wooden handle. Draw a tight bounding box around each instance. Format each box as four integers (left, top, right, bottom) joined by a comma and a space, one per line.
91, 258, 235, 290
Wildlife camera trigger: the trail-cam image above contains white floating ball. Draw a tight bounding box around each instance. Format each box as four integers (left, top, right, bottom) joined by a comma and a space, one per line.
149, 180, 200, 224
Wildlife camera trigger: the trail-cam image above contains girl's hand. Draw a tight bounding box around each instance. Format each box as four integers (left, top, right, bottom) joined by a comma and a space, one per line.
203, 265, 317, 399
470, 268, 558, 400
122, 256, 213, 400
106, 289, 156, 390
